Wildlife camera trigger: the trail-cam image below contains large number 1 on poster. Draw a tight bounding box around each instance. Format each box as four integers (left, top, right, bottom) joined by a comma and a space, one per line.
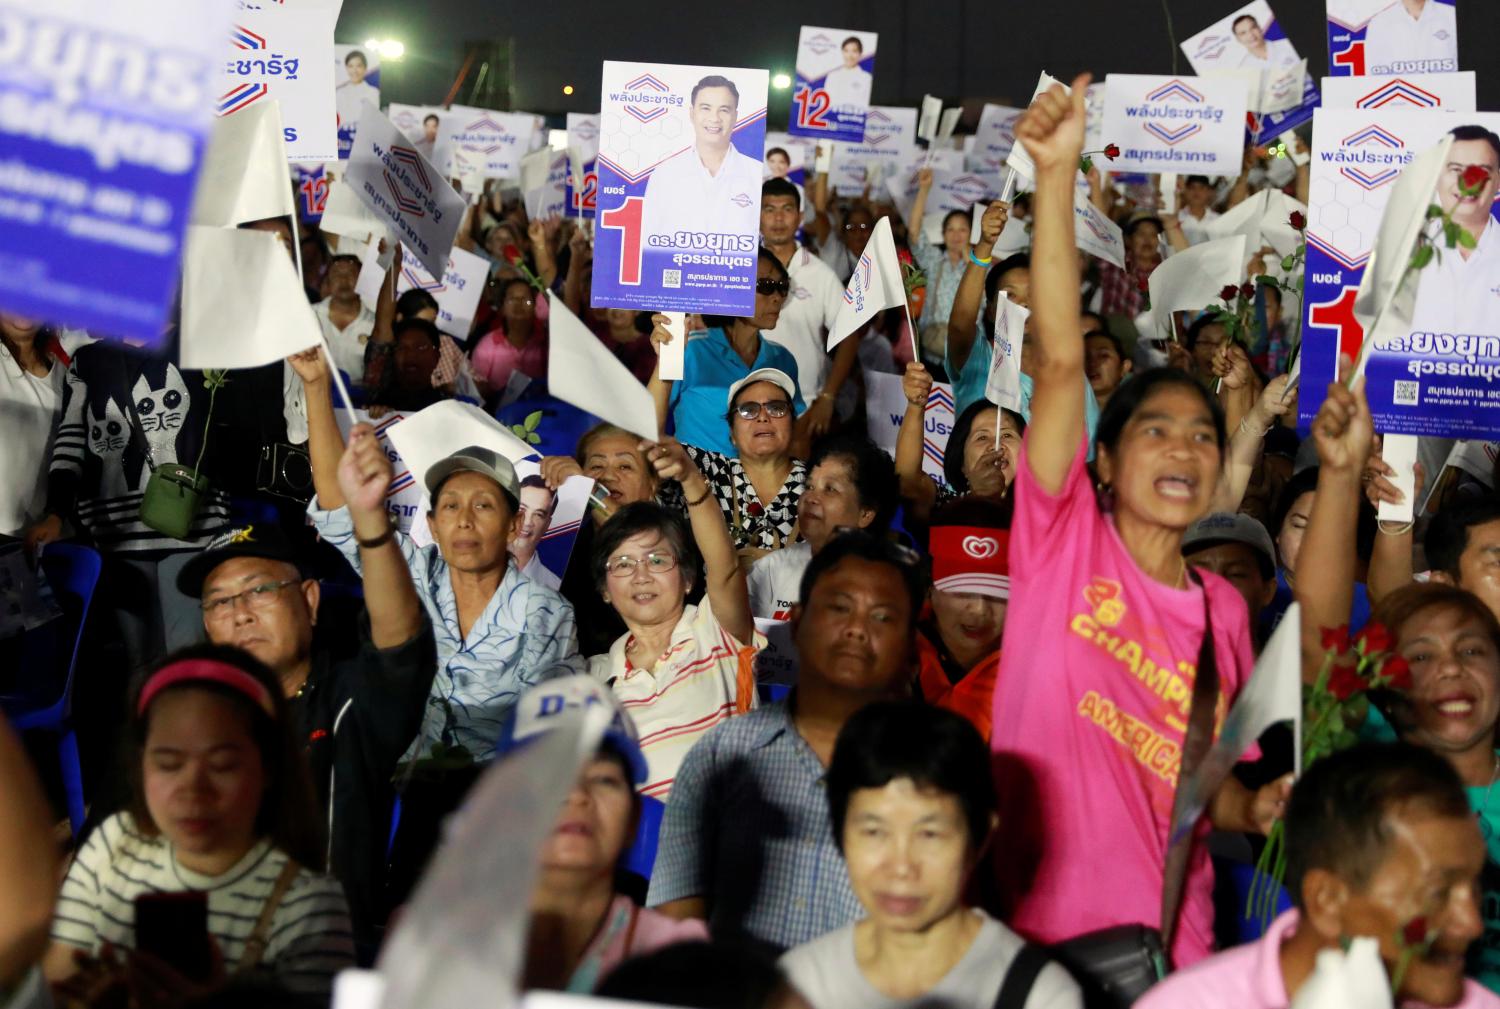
601, 195, 643, 285
793, 87, 831, 130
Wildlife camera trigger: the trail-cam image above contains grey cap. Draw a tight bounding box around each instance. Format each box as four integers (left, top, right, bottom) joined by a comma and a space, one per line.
726, 367, 798, 411
423, 445, 520, 509
1182, 511, 1276, 575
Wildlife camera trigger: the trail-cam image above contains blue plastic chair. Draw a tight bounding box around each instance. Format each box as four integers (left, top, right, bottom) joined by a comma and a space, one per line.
1221, 858, 1293, 943
4, 543, 102, 834
622, 794, 665, 881
757, 683, 792, 705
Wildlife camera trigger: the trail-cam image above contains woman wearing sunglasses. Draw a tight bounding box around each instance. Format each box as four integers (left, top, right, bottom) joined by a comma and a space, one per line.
588, 435, 761, 800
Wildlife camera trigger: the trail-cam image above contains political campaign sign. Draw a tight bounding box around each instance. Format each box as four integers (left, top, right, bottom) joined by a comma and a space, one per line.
968, 104, 1026, 175
565, 113, 599, 219
334, 43, 380, 159
763, 132, 815, 187
345, 104, 464, 280
1327, 0, 1459, 77
788, 26, 877, 145
395, 245, 488, 340
0, 0, 224, 344
866, 371, 955, 485
887, 168, 990, 246
292, 162, 332, 223
1321, 72, 1476, 112
436, 106, 540, 182
219, 0, 338, 163
1101, 74, 1251, 176
389, 103, 446, 163
522, 148, 569, 220
334, 408, 423, 533
830, 106, 918, 196
591, 61, 769, 315
1181, 2, 1320, 142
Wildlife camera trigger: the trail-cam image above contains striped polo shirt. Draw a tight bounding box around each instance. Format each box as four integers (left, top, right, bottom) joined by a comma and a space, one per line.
51, 813, 354, 998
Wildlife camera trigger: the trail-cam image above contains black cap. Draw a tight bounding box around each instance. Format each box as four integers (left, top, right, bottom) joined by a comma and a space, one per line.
176, 524, 308, 598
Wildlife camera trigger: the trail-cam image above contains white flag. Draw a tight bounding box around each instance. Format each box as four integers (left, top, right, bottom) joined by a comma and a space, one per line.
1146, 235, 1247, 337
179, 227, 320, 370
320, 178, 387, 245
1074, 191, 1125, 269
984, 292, 1029, 414
831, 216, 907, 349
191, 101, 295, 228
546, 292, 660, 442
1005, 72, 1067, 183
1204, 189, 1308, 260
385, 400, 540, 506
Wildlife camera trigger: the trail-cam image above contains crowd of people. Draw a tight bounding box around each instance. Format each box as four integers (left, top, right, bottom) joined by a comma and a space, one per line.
3, 60, 1500, 1009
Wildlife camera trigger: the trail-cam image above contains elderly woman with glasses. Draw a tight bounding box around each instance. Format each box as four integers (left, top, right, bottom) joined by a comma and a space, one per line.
588, 437, 762, 800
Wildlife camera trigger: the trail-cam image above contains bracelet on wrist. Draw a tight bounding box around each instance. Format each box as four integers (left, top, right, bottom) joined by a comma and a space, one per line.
355, 518, 397, 549
685, 487, 713, 508
968, 249, 993, 268
1377, 519, 1415, 537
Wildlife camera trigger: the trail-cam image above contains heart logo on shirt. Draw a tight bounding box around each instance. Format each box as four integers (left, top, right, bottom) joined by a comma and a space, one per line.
962, 535, 999, 559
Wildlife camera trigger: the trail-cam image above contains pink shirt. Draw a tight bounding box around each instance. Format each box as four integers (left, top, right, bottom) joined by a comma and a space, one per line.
1137, 910, 1500, 1008
471, 325, 548, 393
567, 895, 709, 992
990, 433, 1256, 966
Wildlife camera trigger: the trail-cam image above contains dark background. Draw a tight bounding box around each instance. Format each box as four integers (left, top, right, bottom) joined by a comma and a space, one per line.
340, 0, 1498, 126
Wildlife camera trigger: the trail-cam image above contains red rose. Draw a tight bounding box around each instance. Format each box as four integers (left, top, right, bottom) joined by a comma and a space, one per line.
1381, 655, 1414, 692
1289, 210, 1306, 231
747, 502, 765, 518
1355, 622, 1394, 654
1136, 276, 1150, 293
1402, 917, 1430, 948
1321, 625, 1351, 653
503, 243, 523, 265
1219, 284, 1239, 302
1240, 282, 1256, 300
1104, 143, 1121, 160
1461, 164, 1491, 196
1327, 663, 1367, 701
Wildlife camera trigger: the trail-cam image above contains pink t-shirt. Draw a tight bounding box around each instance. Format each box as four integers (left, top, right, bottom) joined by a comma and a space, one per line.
471, 325, 548, 393
989, 433, 1256, 967
1136, 910, 1500, 1008
569, 895, 709, 992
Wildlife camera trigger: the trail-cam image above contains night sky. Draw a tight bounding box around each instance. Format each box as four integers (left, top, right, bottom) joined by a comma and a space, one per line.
338, 0, 1499, 128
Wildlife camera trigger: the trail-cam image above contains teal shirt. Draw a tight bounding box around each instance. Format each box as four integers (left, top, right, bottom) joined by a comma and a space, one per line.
1470, 767, 1500, 994
945, 335, 1100, 460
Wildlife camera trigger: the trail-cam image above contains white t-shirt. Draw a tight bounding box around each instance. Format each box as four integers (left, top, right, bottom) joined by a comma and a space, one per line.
336, 79, 380, 131
1235, 36, 1299, 69
1410, 219, 1500, 337
51, 813, 354, 999
1177, 207, 1221, 247
780, 910, 1083, 1009
1364, 0, 1459, 75
313, 297, 377, 386
766, 247, 845, 400
641, 144, 764, 248
823, 66, 873, 112
747, 541, 813, 620
518, 550, 562, 591
0, 344, 63, 535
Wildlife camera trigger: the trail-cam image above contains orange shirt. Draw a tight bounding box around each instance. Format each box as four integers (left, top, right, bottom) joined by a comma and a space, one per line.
916, 631, 1000, 742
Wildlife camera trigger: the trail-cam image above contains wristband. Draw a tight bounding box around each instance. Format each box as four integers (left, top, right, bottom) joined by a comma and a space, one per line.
355, 520, 397, 549
685, 487, 713, 508
968, 249, 993, 268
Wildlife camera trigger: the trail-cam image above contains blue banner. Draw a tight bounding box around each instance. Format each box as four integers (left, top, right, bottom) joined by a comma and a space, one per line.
1327, 0, 1459, 77
0, 2, 221, 344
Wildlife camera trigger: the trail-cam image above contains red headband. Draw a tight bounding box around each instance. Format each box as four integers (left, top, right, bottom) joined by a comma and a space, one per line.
137, 659, 277, 719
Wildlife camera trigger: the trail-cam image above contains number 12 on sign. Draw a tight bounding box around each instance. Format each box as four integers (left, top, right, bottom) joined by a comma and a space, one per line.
793, 87, 832, 130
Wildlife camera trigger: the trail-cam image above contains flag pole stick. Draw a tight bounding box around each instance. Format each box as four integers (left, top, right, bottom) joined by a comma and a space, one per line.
289, 206, 359, 422
1000, 168, 1018, 204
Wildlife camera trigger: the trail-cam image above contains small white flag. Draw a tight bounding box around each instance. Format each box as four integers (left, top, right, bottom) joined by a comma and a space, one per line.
917, 95, 942, 141
658, 312, 686, 382
1146, 235, 1247, 338
180, 227, 321, 370
984, 292, 1029, 415
191, 101, 295, 228
546, 292, 660, 442
1074, 191, 1125, 269
830, 216, 908, 350
385, 400, 541, 507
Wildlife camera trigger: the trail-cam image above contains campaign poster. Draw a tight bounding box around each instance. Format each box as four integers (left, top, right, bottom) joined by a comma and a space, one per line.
764, 132, 815, 187
0, 0, 224, 344
219, 0, 338, 163
968, 104, 1025, 175
565, 113, 599, 219
334, 409, 423, 532
1327, 0, 1459, 77
388, 103, 446, 163
1101, 74, 1251, 176
788, 26, 877, 145
865, 371, 955, 484
522, 148, 569, 220
1181, 2, 1320, 142
291, 162, 333, 223
334, 43, 380, 159
437, 106, 540, 181
830, 106, 918, 196
1297, 107, 1500, 437
1321, 72, 1476, 111
592, 61, 769, 315
395, 245, 488, 340
887, 168, 990, 246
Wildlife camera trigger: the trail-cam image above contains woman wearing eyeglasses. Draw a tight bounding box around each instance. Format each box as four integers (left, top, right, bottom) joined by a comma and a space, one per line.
588, 438, 762, 800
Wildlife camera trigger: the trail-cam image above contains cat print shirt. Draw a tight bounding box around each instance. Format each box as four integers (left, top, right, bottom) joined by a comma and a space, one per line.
48, 342, 230, 553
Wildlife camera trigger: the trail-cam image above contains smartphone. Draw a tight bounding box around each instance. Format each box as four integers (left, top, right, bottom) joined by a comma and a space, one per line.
134, 891, 213, 982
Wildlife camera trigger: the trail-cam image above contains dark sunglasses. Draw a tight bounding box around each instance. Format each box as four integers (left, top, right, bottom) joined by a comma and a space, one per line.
733, 399, 792, 421
756, 277, 791, 297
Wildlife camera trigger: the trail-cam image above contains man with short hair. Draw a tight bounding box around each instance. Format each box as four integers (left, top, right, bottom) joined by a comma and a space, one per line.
1138, 742, 1496, 1008
511, 474, 561, 590
1425, 498, 1500, 621
315, 253, 378, 386
641, 75, 764, 248
1230, 14, 1298, 69
1410, 126, 1500, 339
648, 532, 921, 953
1182, 512, 1279, 653
177, 424, 435, 958
1364, 0, 1459, 75
761, 177, 858, 433
1083, 329, 1131, 409
1177, 175, 1221, 246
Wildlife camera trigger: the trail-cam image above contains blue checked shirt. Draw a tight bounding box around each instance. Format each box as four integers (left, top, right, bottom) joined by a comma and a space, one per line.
308, 503, 585, 761
646, 699, 862, 952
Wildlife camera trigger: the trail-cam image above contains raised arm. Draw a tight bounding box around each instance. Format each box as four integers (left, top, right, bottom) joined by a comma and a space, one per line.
907, 167, 934, 244
336, 423, 424, 649
1013, 75, 1090, 493
0, 719, 54, 989
529, 217, 559, 290
1210, 373, 1291, 514
1295, 375, 1374, 682
1363, 444, 1421, 605
287, 347, 348, 511
562, 227, 592, 316
895, 362, 939, 520
945, 200, 1008, 374
810, 153, 832, 248
647, 438, 753, 646
369, 241, 401, 349
645, 313, 674, 437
